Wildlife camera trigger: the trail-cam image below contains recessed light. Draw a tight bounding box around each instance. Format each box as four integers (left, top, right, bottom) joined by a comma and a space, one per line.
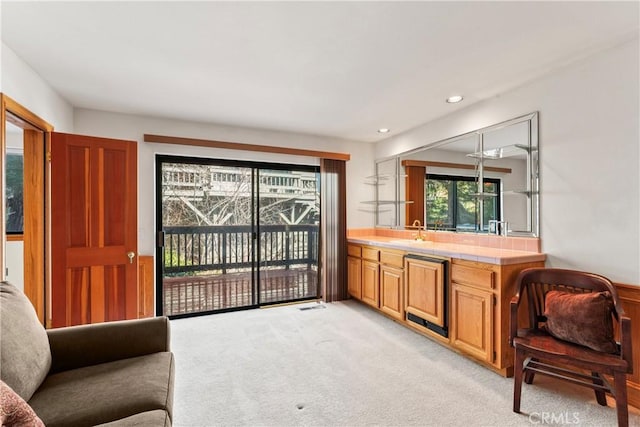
377, 128, 390, 134
446, 95, 464, 103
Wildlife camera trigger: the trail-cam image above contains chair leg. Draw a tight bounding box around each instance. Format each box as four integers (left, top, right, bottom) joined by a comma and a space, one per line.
513, 348, 525, 413
613, 371, 629, 427
524, 358, 536, 384
592, 372, 607, 406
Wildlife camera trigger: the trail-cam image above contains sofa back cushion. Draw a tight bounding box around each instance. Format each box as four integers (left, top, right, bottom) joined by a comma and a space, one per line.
0, 282, 51, 401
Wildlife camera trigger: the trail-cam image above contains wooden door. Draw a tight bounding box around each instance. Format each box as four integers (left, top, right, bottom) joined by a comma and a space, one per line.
380, 264, 403, 320
450, 283, 494, 363
51, 132, 138, 327
404, 257, 445, 327
361, 260, 379, 308
347, 256, 362, 299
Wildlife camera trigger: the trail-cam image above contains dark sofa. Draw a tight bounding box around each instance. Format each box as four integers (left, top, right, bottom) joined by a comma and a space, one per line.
0, 282, 175, 426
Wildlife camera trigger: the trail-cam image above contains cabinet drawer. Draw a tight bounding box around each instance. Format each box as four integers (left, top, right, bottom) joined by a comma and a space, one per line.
380, 250, 404, 268
451, 264, 495, 289
362, 247, 380, 262
347, 244, 362, 258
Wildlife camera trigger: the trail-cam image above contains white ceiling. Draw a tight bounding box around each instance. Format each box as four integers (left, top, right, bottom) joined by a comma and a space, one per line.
2, 1, 638, 143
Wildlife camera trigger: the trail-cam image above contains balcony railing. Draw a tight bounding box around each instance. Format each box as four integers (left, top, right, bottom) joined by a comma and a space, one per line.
162, 224, 318, 275
161, 224, 319, 315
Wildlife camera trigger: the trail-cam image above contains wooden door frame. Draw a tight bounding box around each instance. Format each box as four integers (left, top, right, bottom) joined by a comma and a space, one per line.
1, 93, 53, 324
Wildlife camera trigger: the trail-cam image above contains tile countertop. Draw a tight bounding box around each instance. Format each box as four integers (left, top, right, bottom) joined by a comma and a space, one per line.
347, 236, 546, 266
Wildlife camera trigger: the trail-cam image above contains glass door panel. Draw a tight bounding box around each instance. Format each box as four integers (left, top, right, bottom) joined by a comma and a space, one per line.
160, 161, 255, 316
257, 168, 320, 305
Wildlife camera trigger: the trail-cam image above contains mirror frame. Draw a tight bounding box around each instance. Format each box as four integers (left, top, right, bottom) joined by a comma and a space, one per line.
375, 111, 539, 237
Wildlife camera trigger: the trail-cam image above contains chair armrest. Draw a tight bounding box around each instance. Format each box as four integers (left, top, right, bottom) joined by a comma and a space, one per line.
509, 294, 521, 347
47, 317, 171, 374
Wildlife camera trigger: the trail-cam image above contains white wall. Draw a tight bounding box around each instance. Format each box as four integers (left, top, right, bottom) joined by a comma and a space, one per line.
1, 42, 75, 294
376, 37, 640, 285
0, 42, 74, 131
74, 109, 375, 255
6, 241, 23, 291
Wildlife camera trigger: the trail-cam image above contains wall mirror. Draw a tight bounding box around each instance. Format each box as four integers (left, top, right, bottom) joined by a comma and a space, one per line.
375, 112, 539, 237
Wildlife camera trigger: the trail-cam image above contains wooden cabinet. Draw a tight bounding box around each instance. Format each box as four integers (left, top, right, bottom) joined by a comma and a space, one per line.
347, 241, 544, 377
404, 256, 447, 333
449, 258, 544, 375
451, 282, 494, 363
347, 255, 362, 299
361, 260, 380, 308
450, 260, 496, 362
349, 244, 403, 316
380, 265, 403, 320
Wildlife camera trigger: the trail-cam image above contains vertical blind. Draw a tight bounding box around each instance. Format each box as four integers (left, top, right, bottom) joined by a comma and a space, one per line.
320, 159, 348, 302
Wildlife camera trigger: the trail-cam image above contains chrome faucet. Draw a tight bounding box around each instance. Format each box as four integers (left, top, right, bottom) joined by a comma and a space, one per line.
412, 219, 424, 241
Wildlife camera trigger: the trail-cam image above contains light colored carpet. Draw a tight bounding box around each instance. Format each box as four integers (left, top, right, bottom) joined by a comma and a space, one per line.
171, 300, 639, 426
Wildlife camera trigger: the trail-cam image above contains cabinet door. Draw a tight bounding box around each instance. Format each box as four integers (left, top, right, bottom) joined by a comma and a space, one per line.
404, 258, 445, 327
380, 265, 403, 320
347, 256, 362, 299
451, 283, 494, 363
361, 260, 379, 308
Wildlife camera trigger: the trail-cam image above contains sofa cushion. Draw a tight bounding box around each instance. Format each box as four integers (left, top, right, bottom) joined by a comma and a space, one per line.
544, 289, 618, 353
0, 281, 52, 401
94, 410, 171, 427
29, 352, 174, 427
0, 379, 45, 427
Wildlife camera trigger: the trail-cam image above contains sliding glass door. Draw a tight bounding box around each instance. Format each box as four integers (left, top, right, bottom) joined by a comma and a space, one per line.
156, 156, 320, 318
257, 169, 320, 304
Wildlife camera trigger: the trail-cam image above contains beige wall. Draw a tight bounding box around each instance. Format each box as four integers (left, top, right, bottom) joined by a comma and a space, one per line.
376, 37, 640, 284
73, 109, 376, 255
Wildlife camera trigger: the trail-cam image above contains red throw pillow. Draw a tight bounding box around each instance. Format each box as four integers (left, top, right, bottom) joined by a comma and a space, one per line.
544, 290, 618, 354
0, 380, 45, 427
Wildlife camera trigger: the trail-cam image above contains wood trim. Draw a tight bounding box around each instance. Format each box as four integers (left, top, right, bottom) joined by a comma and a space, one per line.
0, 93, 53, 326
138, 255, 154, 318
401, 159, 512, 174
45, 132, 52, 329
614, 282, 640, 409
2, 94, 54, 132
144, 134, 351, 161
405, 165, 425, 226
0, 96, 6, 281
6, 234, 23, 241
23, 129, 46, 323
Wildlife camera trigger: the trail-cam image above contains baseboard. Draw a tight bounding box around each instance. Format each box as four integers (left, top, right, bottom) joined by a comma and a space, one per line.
138, 256, 154, 318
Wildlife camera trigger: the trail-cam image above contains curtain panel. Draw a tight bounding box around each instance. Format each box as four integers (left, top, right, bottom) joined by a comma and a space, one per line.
320, 159, 348, 302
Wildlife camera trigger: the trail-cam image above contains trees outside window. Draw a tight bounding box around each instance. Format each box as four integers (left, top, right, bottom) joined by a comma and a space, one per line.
425, 174, 500, 232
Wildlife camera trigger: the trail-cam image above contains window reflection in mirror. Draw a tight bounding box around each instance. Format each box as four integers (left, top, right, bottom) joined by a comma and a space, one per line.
386, 112, 539, 236
426, 175, 500, 232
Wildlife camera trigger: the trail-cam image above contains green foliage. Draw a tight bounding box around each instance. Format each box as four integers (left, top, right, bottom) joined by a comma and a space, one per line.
6, 154, 23, 233
426, 177, 499, 231
163, 249, 192, 267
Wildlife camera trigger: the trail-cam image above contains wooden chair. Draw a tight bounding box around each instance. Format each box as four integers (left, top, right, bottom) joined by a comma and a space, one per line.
509, 268, 633, 427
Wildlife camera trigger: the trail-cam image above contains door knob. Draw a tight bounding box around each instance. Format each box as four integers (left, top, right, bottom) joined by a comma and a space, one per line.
127, 251, 136, 264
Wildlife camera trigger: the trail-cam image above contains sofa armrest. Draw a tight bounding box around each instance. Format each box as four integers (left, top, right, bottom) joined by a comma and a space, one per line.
47, 317, 171, 374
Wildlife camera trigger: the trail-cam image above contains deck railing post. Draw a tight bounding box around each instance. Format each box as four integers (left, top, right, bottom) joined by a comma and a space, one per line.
222, 232, 227, 274
285, 229, 291, 270
307, 229, 313, 270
